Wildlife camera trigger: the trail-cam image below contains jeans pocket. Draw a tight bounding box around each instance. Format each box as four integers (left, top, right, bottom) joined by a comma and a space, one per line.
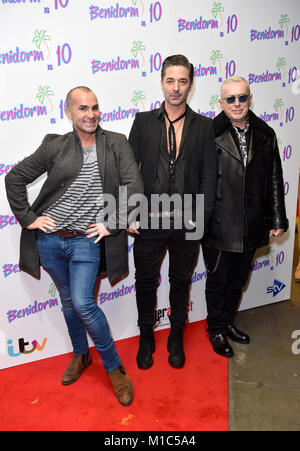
37, 230, 46, 240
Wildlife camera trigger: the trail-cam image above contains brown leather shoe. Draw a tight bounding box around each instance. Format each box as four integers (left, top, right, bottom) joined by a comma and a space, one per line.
107, 364, 134, 406
61, 351, 92, 385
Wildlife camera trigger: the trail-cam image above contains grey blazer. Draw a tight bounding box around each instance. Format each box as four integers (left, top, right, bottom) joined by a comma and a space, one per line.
5, 126, 143, 283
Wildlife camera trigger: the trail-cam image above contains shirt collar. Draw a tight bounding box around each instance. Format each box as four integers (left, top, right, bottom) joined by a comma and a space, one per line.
157, 101, 194, 121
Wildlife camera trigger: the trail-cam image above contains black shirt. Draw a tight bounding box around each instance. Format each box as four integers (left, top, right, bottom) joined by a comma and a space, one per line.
152, 104, 193, 196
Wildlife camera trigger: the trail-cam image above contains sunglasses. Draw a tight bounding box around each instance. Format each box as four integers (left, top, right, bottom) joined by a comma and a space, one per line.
223, 94, 249, 104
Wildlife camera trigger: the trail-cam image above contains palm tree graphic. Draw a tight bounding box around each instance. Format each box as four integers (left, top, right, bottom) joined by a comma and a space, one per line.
275, 57, 287, 78
273, 98, 284, 118
36, 85, 54, 112
132, 0, 144, 15
32, 29, 51, 58
131, 90, 146, 111
264, 245, 275, 266
211, 2, 224, 26
131, 40, 146, 66
210, 50, 223, 73
48, 283, 57, 297
209, 94, 220, 111
278, 14, 290, 36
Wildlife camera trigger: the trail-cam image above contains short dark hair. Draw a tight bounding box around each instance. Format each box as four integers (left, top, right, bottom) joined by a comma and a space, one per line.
161, 54, 194, 84
66, 86, 92, 109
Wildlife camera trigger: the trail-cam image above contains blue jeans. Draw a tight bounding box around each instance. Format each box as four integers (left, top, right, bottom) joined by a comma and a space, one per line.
36, 231, 121, 373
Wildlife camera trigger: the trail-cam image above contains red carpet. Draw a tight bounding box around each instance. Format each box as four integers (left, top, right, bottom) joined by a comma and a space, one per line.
0, 320, 228, 431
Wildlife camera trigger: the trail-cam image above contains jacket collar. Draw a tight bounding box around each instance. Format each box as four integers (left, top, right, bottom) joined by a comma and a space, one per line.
213, 109, 274, 138
214, 110, 271, 166
155, 101, 197, 122
72, 124, 104, 144
72, 125, 106, 184
155, 101, 196, 158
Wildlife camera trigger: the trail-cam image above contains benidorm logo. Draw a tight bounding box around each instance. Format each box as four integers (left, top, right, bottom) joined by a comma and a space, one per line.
89, 3, 139, 21
0, 29, 50, 66
6, 298, 59, 324
249, 57, 288, 85
250, 14, 290, 42
178, 2, 224, 33
90, 39, 147, 75
266, 279, 286, 297
248, 70, 281, 85
178, 16, 219, 32
259, 98, 284, 123
99, 283, 136, 304
91, 57, 139, 75
0, 102, 47, 123
0, 47, 44, 65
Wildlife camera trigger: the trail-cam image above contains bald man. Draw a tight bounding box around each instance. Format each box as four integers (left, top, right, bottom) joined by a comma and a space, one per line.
202, 76, 288, 357
5, 86, 143, 406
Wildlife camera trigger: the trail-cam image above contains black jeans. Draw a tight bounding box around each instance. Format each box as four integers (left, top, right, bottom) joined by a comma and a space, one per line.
202, 245, 255, 334
133, 228, 199, 329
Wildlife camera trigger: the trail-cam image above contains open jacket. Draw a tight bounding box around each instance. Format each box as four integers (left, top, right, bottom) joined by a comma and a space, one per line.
204, 110, 288, 253
5, 126, 143, 282
128, 103, 216, 231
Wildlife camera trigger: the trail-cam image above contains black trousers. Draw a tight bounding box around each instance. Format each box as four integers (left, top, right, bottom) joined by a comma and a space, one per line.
202, 245, 255, 334
133, 228, 199, 329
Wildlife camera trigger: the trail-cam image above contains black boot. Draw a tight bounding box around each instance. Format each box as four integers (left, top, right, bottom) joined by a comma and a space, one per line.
167, 327, 185, 368
136, 326, 155, 369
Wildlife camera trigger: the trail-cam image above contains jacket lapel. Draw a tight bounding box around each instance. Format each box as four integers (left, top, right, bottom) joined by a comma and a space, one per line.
151, 108, 164, 180
65, 132, 83, 176
247, 131, 254, 165
216, 131, 242, 164
247, 128, 267, 166
96, 127, 106, 186
178, 105, 194, 158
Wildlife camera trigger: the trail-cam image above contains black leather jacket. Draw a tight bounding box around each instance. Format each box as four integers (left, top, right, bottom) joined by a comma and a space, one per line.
204, 110, 288, 252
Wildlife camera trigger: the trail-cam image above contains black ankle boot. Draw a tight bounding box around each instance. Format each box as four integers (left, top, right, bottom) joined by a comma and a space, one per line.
136, 326, 155, 369
167, 327, 185, 368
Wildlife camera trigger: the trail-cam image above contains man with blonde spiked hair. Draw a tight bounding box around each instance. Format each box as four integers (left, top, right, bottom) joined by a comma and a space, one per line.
202, 75, 288, 357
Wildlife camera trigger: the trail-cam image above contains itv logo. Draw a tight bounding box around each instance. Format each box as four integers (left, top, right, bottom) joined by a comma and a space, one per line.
266, 279, 286, 297
0, 330, 47, 357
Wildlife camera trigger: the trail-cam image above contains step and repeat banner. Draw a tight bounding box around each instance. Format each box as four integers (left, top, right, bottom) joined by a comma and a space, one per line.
0, 0, 300, 368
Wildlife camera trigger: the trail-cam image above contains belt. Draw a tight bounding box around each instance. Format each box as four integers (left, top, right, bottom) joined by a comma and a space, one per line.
54, 230, 85, 238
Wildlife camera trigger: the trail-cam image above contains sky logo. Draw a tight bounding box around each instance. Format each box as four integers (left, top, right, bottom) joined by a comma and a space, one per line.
266, 279, 286, 297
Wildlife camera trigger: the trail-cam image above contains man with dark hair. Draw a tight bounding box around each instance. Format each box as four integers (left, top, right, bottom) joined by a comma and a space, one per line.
5, 86, 143, 406
202, 76, 288, 358
160, 54, 194, 84
128, 55, 216, 369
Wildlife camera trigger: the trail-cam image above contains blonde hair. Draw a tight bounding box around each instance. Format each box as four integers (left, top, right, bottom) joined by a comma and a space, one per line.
221, 76, 250, 95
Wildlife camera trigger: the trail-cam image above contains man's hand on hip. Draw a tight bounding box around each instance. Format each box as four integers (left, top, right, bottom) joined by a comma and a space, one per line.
27, 216, 56, 232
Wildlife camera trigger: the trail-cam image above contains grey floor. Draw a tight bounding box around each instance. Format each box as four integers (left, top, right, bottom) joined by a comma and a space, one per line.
229, 231, 300, 431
